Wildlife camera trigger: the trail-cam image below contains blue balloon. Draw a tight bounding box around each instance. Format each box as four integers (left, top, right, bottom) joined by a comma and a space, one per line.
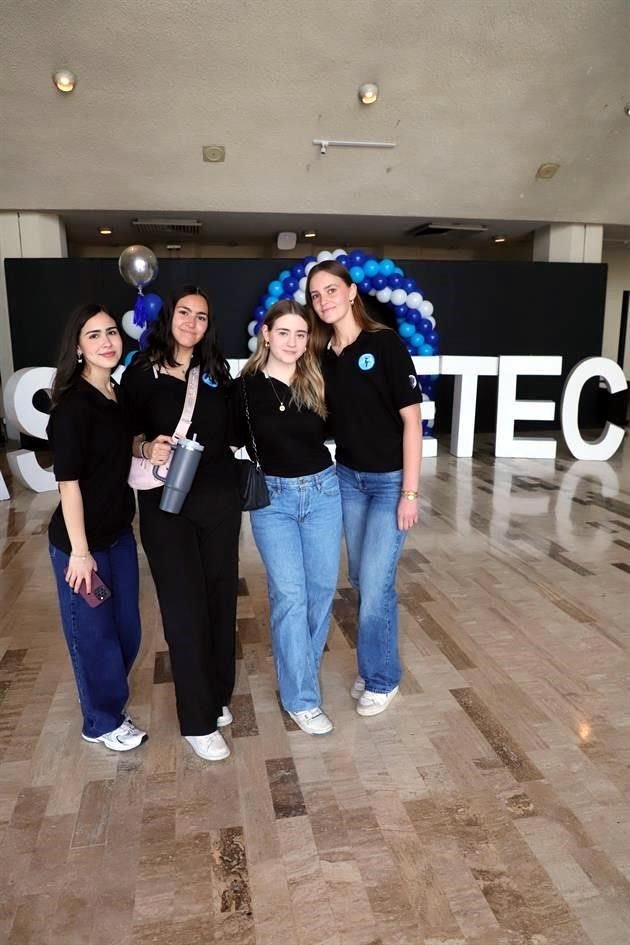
406, 344, 415, 355
280, 291, 292, 300
430, 374, 439, 381
359, 280, 372, 295
336, 254, 349, 267
411, 333, 425, 349
372, 274, 386, 290
259, 294, 269, 307
139, 328, 150, 350
303, 255, 317, 266
291, 263, 305, 279
420, 343, 434, 356
378, 258, 395, 276
387, 273, 402, 289
363, 257, 379, 277
399, 322, 415, 339
427, 330, 439, 346
143, 292, 163, 322
253, 322, 261, 334
284, 278, 298, 294
254, 306, 266, 321
407, 309, 420, 325
419, 318, 432, 335
124, 349, 138, 366
268, 280, 283, 297
278, 270, 290, 281
403, 278, 417, 293
349, 266, 365, 284
348, 249, 366, 266
393, 305, 408, 319
393, 266, 404, 275
264, 295, 276, 310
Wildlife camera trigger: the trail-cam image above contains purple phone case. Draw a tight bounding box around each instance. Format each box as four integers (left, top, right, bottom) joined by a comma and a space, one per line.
65, 570, 112, 608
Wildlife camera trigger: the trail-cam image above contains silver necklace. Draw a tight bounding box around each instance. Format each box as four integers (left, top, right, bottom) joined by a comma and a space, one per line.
266, 373, 287, 412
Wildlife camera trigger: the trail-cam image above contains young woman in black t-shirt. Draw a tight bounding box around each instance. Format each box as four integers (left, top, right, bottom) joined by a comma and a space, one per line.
236, 300, 342, 735
121, 286, 241, 763
307, 261, 422, 718
47, 304, 145, 752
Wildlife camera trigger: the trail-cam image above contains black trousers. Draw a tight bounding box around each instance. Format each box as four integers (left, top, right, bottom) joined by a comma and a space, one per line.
139, 492, 241, 736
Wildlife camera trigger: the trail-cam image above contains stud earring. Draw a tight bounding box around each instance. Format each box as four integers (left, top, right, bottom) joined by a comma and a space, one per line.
264, 341, 270, 348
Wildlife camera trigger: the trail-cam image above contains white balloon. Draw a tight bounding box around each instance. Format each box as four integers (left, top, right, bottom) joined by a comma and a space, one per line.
376, 287, 392, 303
427, 418, 435, 428
247, 336, 258, 353
425, 314, 436, 328
293, 289, 307, 305
122, 309, 143, 340
298, 277, 307, 291
422, 393, 430, 401
419, 300, 434, 317
331, 248, 348, 259
305, 261, 316, 276
406, 292, 423, 310
317, 250, 334, 263
247, 319, 258, 337
390, 289, 407, 307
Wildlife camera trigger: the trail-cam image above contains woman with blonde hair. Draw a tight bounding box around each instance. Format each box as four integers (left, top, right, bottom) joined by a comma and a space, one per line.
235, 299, 342, 734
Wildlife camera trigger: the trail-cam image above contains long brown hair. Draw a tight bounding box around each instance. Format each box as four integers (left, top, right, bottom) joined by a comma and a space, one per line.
306, 260, 387, 356
51, 303, 116, 406
241, 300, 327, 418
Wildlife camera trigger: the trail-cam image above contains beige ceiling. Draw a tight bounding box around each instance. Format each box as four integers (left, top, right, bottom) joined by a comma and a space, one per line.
2, 0, 630, 245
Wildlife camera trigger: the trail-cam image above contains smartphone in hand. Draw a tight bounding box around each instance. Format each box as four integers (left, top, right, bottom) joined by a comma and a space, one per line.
65, 570, 112, 608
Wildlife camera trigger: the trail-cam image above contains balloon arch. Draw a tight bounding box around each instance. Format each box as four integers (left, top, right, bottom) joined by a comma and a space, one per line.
247, 249, 438, 432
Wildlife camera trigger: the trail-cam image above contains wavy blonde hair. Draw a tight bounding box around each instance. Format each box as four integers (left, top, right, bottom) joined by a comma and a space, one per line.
241, 300, 327, 418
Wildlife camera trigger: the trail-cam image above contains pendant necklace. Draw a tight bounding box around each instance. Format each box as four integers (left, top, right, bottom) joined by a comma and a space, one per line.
265, 373, 288, 412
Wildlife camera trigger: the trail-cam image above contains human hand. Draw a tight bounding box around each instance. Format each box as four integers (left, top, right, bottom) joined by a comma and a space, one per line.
145, 435, 174, 466
66, 553, 97, 594
397, 496, 418, 531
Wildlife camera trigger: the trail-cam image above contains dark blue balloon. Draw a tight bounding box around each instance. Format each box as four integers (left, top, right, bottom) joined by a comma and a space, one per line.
284, 278, 298, 294
143, 292, 163, 322
359, 280, 372, 295
254, 306, 266, 321
393, 305, 408, 319
372, 274, 386, 290
427, 330, 439, 346
387, 273, 403, 289
407, 309, 420, 325
280, 291, 293, 300
406, 344, 415, 355
139, 327, 150, 350
303, 255, 317, 266
291, 263, 305, 280
348, 249, 366, 266
403, 278, 417, 293
419, 318, 432, 335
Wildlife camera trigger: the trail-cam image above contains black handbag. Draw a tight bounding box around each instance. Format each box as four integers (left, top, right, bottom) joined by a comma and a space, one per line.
238, 377, 271, 511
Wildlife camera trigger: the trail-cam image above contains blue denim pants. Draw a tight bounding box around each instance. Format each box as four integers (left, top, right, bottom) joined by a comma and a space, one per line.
250, 465, 342, 713
336, 463, 407, 693
49, 528, 142, 738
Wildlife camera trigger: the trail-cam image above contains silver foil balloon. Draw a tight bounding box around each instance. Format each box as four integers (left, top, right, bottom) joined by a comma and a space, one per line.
118, 245, 158, 289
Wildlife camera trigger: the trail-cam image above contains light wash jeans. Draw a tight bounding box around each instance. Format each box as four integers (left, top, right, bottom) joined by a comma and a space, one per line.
250, 465, 342, 713
336, 463, 407, 693
49, 528, 141, 738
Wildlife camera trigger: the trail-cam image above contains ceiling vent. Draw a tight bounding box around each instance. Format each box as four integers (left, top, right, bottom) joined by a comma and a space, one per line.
407, 222, 488, 238
132, 218, 203, 236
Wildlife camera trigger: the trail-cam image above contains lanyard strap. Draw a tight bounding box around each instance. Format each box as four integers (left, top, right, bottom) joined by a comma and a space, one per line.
173, 366, 200, 440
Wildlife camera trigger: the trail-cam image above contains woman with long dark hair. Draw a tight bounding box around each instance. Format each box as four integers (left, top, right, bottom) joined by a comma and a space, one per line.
121, 286, 240, 762
48, 304, 145, 751
307, 261, 422, 717
236, 300, 342, 735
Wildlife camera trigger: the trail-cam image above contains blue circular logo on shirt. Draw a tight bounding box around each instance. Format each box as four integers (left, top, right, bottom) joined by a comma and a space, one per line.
358, 353, 375, 371
202, 373, 218, 388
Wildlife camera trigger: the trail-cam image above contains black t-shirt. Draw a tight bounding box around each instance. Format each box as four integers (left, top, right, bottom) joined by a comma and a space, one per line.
232, 373, 332, 478
47, 379, 136, 553
120, 359, 240, 526
322, 329, 421, 472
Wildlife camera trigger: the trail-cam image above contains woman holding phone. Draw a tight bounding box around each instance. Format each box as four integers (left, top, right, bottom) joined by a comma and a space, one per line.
48, 303, 146, 752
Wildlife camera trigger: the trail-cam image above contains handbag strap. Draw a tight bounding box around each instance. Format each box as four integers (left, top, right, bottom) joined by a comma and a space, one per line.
173, 366, 200, 441
241, 376, 263, 470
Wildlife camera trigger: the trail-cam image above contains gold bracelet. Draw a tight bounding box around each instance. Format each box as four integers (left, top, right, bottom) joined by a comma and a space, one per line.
70, 552, 90, 559
401, 490, 418, 500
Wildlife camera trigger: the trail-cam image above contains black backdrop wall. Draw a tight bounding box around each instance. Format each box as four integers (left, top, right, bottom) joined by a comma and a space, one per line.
5, 257, 607, 434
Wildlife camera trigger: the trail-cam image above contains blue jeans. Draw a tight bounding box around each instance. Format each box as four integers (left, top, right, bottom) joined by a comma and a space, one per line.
336, 464, 407, 693
49, 528, 142, 738
250, 466, 342, 713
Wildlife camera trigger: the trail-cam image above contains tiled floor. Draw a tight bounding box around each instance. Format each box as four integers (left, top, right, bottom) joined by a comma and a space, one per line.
1, 436, 629, 945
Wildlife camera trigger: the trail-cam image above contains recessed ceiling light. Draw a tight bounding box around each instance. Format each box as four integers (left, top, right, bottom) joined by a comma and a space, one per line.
536, 162, 560, 179
493, 236, 506, 244
99, 228, 112, 236
358, 82, 379, 105
624, 103, 630, 116
303, 230, 317, 239
52, 69, 77, 93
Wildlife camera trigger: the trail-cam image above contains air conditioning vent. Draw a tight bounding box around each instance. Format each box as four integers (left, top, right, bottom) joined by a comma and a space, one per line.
407, 222, 488, 238
132, 218, 203, 236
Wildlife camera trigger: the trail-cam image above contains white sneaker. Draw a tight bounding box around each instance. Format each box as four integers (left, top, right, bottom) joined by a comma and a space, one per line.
356, 686, 399, 717
82, 718, 147, 752
217, 706, 233, 727
350, 675, 366, 700
288, 707, 334, 735
185, 730, 231, 761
